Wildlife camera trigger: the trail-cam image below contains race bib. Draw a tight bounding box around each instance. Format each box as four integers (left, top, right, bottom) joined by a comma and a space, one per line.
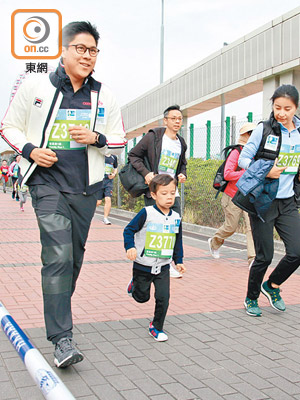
48, 109, 91, 150
144, 222, 176, 258
96, 107, 105, 124
264, 135, 279, 152
105, 163, 114, 175
277, 144, 300, 174
158, 149, 180, 175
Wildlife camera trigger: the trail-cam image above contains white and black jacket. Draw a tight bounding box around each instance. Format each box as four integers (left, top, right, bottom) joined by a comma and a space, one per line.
1, 65, 126, 192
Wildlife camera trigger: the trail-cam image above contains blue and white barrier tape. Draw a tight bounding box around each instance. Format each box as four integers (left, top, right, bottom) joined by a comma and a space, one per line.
0, 302, 75, 399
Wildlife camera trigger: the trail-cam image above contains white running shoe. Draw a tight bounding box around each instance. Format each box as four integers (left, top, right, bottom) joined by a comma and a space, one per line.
208, 238, 220, 259
103, 218, 111, 225
169, 264, 182, 278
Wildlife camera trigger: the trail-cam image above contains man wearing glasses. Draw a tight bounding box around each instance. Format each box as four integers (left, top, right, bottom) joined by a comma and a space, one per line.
1, 21, 125, 368
128, 105, 187, 277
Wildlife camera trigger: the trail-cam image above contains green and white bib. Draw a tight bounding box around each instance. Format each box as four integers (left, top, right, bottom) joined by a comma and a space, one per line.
277, 144, 300, 174
158, 134, 181, 177
48, 109, 91, 150
105, 163, 114, 175
144, 221, 178, 258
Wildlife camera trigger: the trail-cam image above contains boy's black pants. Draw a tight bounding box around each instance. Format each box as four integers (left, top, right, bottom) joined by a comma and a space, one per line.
132, 267, 170, 331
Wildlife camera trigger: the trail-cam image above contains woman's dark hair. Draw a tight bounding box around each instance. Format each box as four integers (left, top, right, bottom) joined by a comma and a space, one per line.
62, 21, 100, 46
149, 174, 177, 194
271, 84, 299, 108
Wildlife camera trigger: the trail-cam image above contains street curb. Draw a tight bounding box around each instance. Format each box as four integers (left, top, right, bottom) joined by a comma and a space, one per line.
95, 206, 285, 253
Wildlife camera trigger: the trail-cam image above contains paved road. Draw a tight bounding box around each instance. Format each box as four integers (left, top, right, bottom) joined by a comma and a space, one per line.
1, 192, 300, 400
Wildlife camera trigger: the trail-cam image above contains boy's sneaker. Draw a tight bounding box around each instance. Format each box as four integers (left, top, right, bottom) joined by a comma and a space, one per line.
244, 297, 262, 317
208, 238, 220, 259
16, 197, 19, 202
54, 337, 84, 368
127, 278, 133, 297
149, 322, 168, 342
261, 281, 286, 312
12, 193, 15, 199
103, 217, 111, 225
170, 264, 182, 278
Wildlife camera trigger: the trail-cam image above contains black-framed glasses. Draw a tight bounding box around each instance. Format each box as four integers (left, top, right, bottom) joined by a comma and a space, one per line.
165, 117, 183, 122
67, 44, 100, 57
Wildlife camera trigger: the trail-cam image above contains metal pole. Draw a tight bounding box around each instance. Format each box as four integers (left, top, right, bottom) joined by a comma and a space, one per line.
206, 120, 211, 160
160, 0, 164, 84
180, 116, 188, 215
189, 123, 194, 158
0, 302, 75, 400
231, 116, 236, 145
220, 93, 225, 154
117, 173, 121, 207
225, 116, 230, 147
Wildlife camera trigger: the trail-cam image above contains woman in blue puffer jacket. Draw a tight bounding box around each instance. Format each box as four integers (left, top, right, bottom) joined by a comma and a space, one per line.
238, 84, 300, 317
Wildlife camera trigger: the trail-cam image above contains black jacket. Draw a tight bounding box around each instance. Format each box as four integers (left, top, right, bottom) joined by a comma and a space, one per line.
128, 127, 187, 197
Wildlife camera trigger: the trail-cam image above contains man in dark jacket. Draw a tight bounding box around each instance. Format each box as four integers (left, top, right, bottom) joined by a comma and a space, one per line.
128, 105, 187, 212
128, 104, 187, 277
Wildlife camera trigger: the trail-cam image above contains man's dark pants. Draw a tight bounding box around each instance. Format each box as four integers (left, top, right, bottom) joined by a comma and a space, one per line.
30, 184, 97, 343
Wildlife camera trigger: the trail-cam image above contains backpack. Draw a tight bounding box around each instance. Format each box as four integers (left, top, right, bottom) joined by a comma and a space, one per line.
213, 145, 242, 198
119, 157, 151, 198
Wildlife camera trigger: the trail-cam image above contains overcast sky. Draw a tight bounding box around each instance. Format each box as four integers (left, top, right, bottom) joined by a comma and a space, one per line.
1, 0, 300, 128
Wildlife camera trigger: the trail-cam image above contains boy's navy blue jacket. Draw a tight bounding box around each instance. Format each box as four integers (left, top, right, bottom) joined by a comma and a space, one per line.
123, 205, 183, 267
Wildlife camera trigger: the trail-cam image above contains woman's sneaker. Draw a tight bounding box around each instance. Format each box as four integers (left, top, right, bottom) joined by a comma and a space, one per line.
54, 337, 84, 368
261, 281, 286, 312
149, 322, 168, 342
208, 238, 220, 259
244, 297, 262, 317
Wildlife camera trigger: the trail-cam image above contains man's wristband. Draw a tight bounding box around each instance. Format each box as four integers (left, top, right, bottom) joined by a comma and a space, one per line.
93, 131, 107, 148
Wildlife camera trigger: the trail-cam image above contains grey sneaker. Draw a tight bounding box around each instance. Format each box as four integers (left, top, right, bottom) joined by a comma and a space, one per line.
54, 337, 83, 368
261, 281, 286, 312
103, 217, 111, 225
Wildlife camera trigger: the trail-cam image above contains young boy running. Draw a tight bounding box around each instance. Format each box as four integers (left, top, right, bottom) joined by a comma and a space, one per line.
123, 174, 186, 341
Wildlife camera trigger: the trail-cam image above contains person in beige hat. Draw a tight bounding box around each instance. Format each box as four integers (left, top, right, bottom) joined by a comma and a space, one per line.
208, 122, 256, 265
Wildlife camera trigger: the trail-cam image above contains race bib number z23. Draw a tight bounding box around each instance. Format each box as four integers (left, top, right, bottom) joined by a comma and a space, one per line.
48, 109, 91, 150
